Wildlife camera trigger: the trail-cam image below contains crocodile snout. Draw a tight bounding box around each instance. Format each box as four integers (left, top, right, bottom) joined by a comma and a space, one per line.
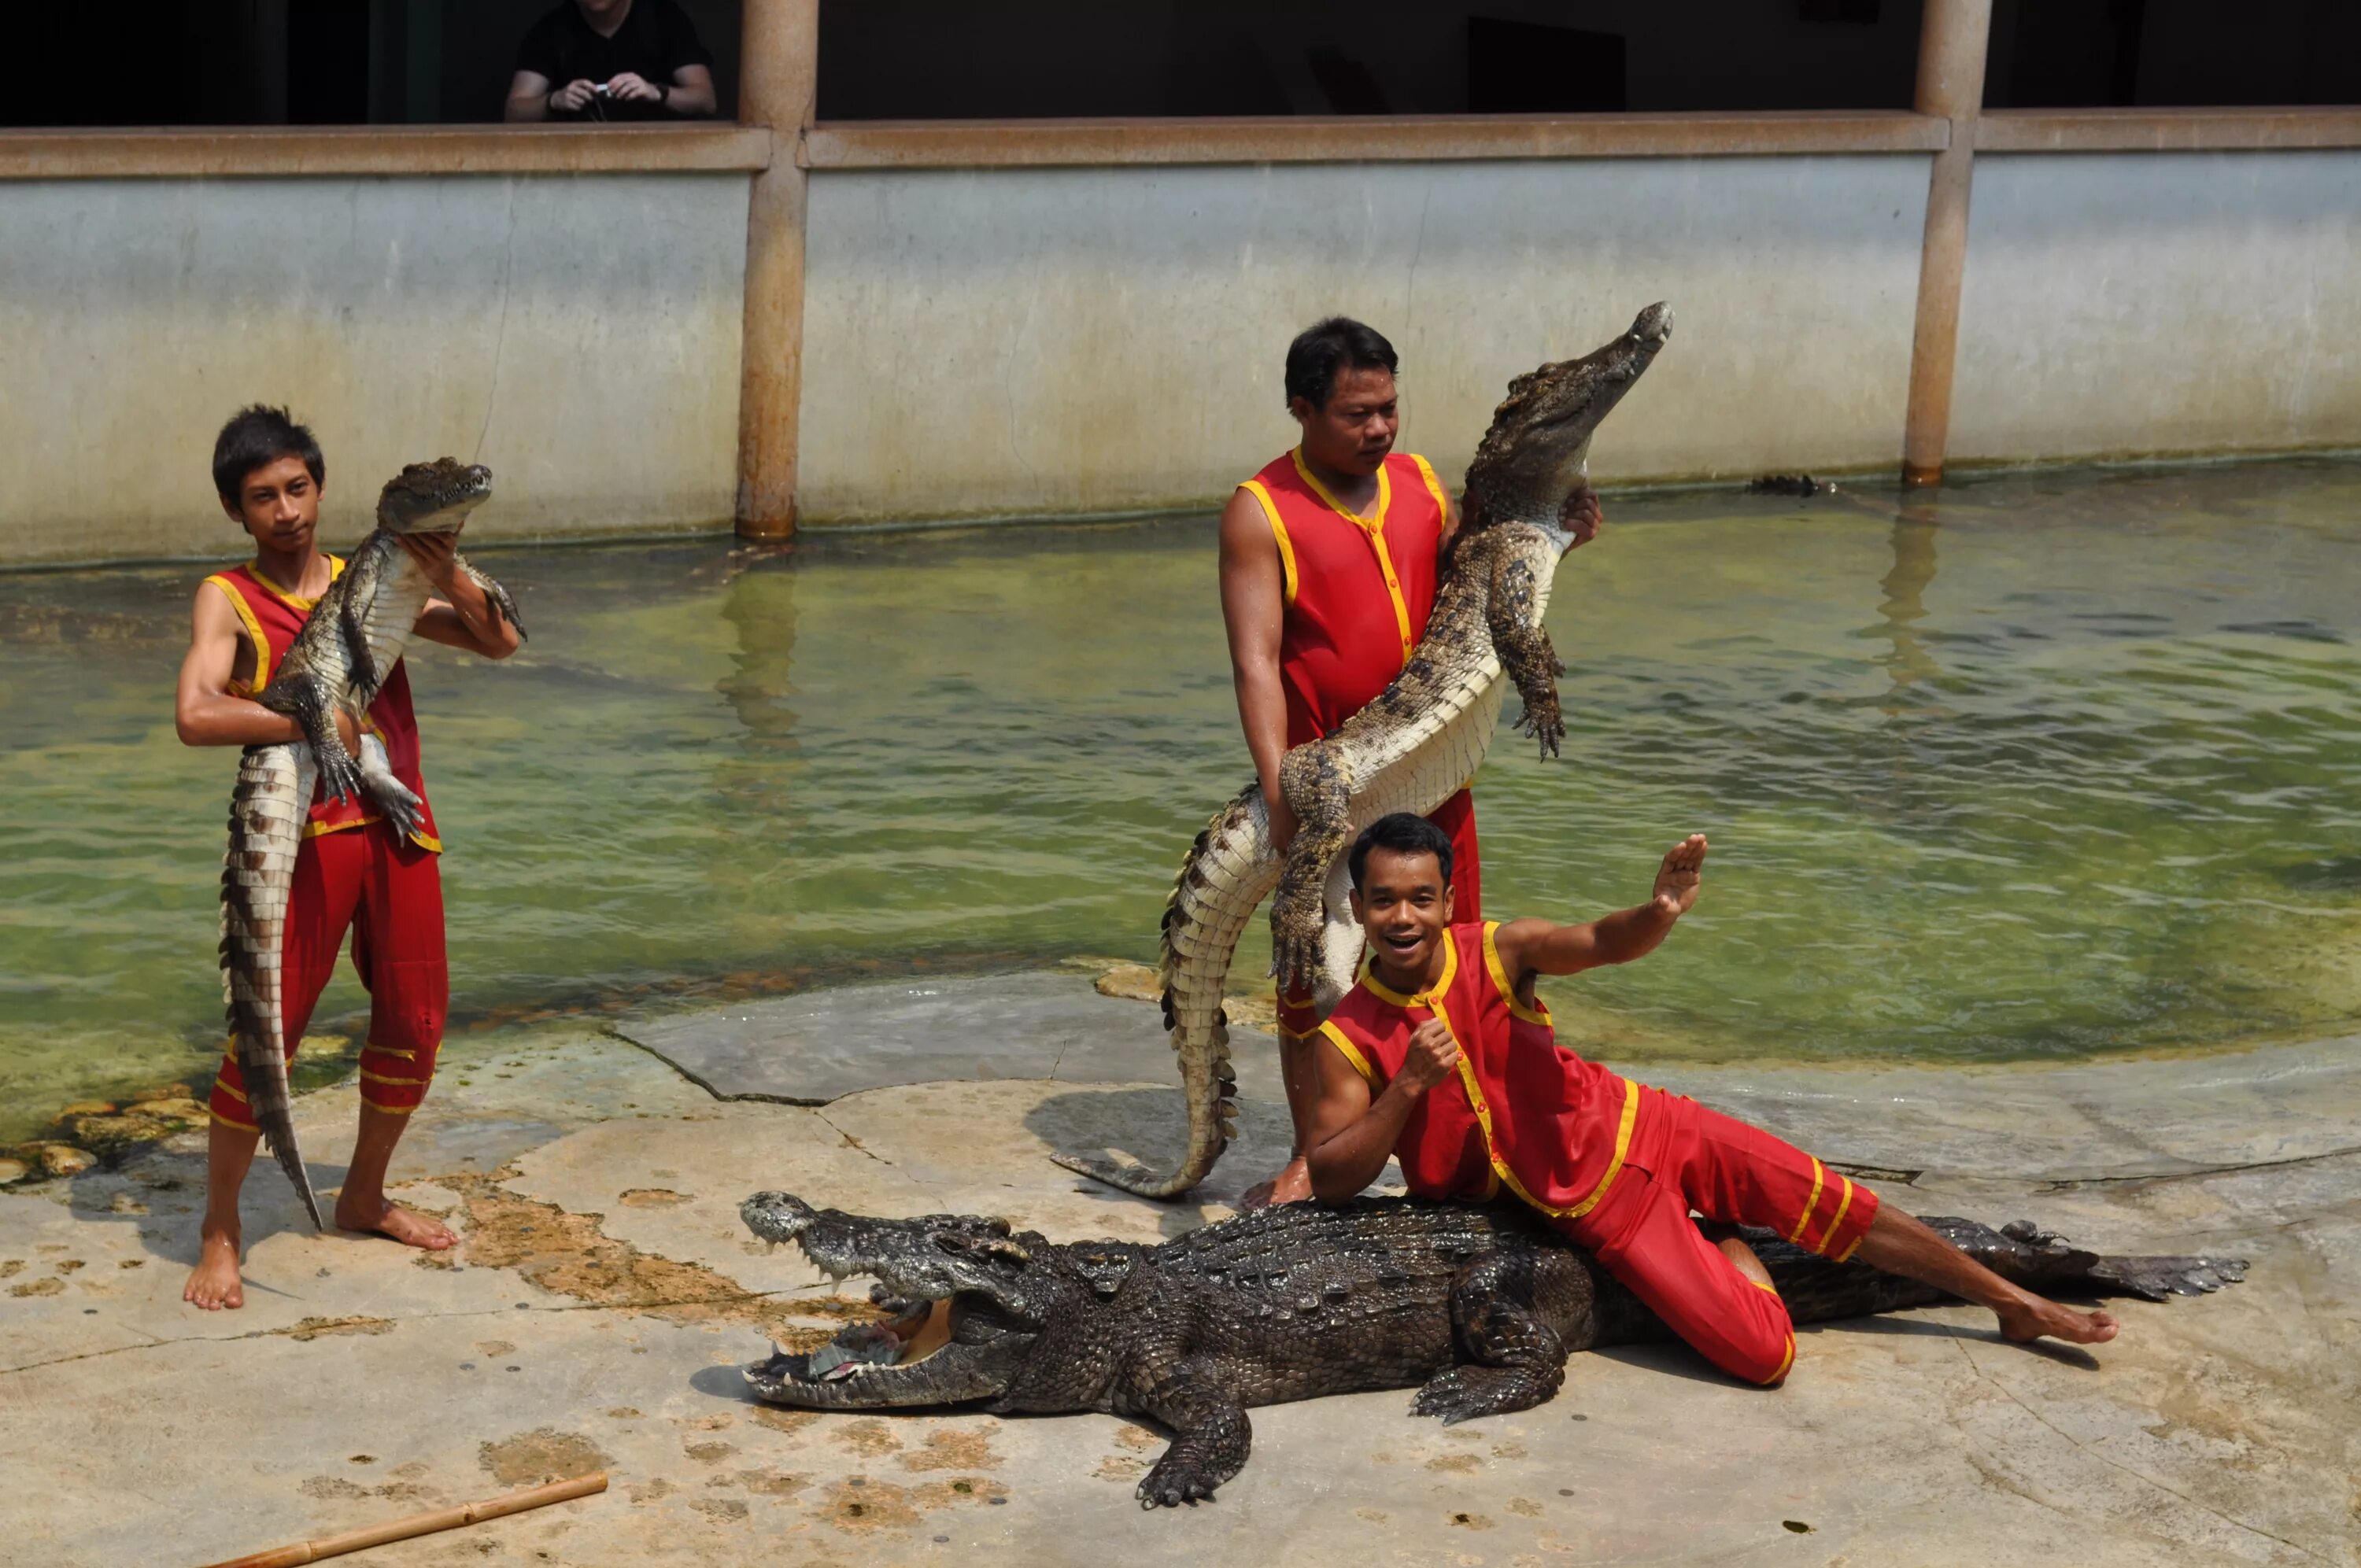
741, 1191, 815, 1244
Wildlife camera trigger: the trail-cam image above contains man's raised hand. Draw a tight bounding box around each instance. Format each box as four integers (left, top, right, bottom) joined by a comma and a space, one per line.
1651, 833, 1708, 918
1397, 1017, 1461, 1095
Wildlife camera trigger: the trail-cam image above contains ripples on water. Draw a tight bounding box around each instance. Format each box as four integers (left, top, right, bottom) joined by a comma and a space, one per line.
2, 460, 2357, 1136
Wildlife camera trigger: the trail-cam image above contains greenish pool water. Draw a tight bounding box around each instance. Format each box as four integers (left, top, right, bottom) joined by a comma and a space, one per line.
4, 459, 2359, 1142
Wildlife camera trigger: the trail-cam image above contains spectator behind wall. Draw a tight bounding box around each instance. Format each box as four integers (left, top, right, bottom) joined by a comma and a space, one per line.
504, 0, 717, 122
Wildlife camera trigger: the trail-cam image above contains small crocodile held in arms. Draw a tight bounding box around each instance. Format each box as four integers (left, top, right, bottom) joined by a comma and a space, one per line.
220, 459, 520, 1227
739, 1192, 2245, 1509
1057, 304, 1673, 1198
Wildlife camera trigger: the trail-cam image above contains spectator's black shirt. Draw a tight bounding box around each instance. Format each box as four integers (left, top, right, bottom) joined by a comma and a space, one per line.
515, 0, 714, 120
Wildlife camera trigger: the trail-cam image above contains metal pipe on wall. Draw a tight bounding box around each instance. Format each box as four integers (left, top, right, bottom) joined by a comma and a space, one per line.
735, 0, 819, 540
1901, 0, 1992, 488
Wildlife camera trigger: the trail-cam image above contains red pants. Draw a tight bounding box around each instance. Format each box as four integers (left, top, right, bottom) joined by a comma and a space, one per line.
210, 825, 447, 1129
1277, 788, 1482, 1037
1565, 1089, 1879, 1385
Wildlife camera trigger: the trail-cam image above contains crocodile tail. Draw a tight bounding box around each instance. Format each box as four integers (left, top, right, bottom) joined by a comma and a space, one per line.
1053, 785, 1278, 1198
220, 743, 325, 1230
1756, 1213, 2248, 1323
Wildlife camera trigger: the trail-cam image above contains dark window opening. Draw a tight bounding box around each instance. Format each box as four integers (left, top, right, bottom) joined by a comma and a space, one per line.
10, 2, 743, 129
1985, 0, 2361, 109
816, 2, 1925, 120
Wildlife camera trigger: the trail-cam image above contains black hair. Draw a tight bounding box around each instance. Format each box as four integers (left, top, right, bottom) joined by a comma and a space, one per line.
212, 404, 324, 503
1284, 316, 1398, 412
1348, 812, 1454, 891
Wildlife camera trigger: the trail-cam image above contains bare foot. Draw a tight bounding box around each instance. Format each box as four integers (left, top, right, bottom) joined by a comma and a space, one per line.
183, 1228, 245, 1311
334, 1197, 456, 1250
1996, 1295, 2119, 1345
1239, 1157, 1312, 1212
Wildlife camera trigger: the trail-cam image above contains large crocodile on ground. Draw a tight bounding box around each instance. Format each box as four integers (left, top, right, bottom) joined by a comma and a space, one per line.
220, 459, 520, 1227
739, 1191, 2244, 1508
1056, 304, 1673, 1197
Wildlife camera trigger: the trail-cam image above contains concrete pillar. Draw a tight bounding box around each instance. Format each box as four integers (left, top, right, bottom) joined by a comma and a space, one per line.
735, 0, 819, 539
1900, 0, 1993, 488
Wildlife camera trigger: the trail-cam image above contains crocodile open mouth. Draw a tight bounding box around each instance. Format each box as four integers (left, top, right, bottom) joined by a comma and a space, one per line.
744, 1293, 1026, 1408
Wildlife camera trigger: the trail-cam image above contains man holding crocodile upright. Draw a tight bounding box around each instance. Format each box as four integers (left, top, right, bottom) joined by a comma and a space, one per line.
173, 407, 519, 1309
1302, 814, 2120, 1382
1221, 318, 1602, 1205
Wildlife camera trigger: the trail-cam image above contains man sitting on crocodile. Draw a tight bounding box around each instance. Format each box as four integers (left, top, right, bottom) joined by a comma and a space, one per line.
1302, 813, 2119, 1383
1220, 316, 1602, 1206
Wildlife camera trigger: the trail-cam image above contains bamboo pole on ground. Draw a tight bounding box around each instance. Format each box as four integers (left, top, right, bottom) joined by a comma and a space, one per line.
735, 0, 821, 540
1900, 0, 1993, 488
197, 1472, 608, 1568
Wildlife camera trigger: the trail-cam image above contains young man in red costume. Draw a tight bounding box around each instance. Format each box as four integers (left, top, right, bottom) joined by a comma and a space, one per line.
173, 407, 520, 1310
1302, 814, 2119, 1384
1220, 317, 1603, 1205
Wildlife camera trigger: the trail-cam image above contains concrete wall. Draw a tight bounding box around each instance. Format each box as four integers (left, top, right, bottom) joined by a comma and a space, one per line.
796, 156, 1934, 522
0, 173, 746, 565
1949, 150, 2361, 465
6, 147, 2359, 561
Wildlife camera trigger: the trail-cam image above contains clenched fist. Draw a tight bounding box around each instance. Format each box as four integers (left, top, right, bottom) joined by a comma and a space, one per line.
1397, 1016, 1461, 1094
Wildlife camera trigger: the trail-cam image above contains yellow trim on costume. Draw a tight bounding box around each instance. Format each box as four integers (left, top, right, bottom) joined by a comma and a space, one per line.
1746, 1277, 1783, 1296
1479, 921, 1552, 1026
362, 1045, 418, 1061
1291, 448, 1413, 663
303, 815, 379, 839
1787, 1157, 1827, 1245
208, 574, 275, 693
1819, 1176, 1856, 1257
210, 1075, 249, 1104
241, 554, 346, 615
210, 1108, 260, 1134
1835, 1234, 1865, 1265
1290, 446, 1390, 528
299, 815, 442, 854
1409, 452, 1451, 526
358, 1098, 417, 1116
1398, 936, 1635, 1223
359, 1068, 430, 1087
1317, 1019, 1379, 1090
1764, 1332, 1796, 1385
1240, 480, 1298, 607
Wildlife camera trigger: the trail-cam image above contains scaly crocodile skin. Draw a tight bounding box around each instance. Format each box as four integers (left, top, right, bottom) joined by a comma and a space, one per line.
739, 1190, 2247, 1508
1059, 304, 1676, 1197
216, 459, 519, 1225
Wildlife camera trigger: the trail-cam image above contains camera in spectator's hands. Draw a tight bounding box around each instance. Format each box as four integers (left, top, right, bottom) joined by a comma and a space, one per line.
590, 82, 614, 100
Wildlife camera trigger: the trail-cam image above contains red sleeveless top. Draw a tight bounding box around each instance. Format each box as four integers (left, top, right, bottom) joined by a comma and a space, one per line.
1237, 448, 1452, 747
1320, 922, 1637, 1220
205, 558, 442, 852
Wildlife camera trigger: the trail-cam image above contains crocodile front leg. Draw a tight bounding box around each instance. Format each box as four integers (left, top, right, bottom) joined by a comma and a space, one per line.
1487, 549, 1566, 759
1130, 1358, 1254, 1507
1411, 1249, 1573, 1423
1270, 739, 1353, 997
353, 732, 426, 841
454, 551, 528, 640
259, 672, 364, 808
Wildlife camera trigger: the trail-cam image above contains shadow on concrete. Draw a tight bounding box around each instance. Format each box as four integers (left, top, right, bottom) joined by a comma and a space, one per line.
1021, 1085, 1296, 1239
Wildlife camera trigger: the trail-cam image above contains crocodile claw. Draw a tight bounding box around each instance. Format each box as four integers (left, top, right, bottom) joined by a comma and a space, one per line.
1136, 1459, 1221, 1508
1410, 1365, 1557, 1425
316, 747, 364, 809
354, 733, 427, 840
